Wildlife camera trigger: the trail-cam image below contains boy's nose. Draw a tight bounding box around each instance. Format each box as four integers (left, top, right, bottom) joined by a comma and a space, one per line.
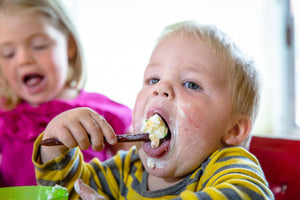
152, 82, 175, 99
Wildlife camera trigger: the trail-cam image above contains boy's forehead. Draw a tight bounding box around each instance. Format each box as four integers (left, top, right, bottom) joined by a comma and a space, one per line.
154, 34, 215, 56
150, 35, 225, 66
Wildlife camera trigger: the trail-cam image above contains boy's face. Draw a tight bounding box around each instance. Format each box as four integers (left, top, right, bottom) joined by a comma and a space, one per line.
133, 35, 235, 181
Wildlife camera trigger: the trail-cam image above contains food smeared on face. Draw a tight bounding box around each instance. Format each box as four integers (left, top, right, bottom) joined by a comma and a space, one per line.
141, 114, 168, 148
147, 159, 156, 169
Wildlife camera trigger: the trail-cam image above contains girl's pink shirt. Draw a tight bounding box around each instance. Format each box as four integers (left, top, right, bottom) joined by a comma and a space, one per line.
0, 90, 132, 187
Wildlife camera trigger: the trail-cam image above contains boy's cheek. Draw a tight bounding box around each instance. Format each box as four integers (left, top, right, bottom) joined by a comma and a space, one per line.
177, 102, 203, 130
132, 96, 146, 118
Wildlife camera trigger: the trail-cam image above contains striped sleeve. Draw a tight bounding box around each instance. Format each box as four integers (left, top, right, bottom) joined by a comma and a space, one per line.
33, 134, 139, 200
33, 134, 86, 199
87, 148, 142, 199
179, 147, 274, 200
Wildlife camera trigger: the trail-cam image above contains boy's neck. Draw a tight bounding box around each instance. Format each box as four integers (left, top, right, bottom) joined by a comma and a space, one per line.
147, 174, 184, 191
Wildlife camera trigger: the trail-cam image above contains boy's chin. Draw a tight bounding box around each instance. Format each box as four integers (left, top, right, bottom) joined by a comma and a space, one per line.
143, 160, 184, 184
144, 162, 170, 176
138, 151, 170, 173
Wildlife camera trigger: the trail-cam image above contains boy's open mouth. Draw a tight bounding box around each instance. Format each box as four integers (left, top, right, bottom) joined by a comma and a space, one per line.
142, 114, 172, 158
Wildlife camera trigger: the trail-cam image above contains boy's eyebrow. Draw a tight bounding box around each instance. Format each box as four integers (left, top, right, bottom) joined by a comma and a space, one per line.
185, 59, 221, 76
144, 62, 163, 73
146, 61, 160, 68
147, 61, 204, 70
146, 60, 214, 77
185, 64, 206, 73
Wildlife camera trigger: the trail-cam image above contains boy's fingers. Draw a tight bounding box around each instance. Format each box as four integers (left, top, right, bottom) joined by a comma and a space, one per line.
56, 127, 78, 148
74, 179, 107, 200
67, 120, 91, 150
77, 114, 105, 150
44, 123, 77, 148
90, 112, 117, 145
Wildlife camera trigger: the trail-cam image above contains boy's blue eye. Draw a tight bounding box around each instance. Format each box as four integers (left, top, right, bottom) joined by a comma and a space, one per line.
183, 81, 200, 90
150, 78, 159, 85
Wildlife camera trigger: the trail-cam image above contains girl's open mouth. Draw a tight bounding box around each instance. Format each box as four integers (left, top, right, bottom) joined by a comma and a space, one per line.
22, 73, 46, 93
23, 74, 44, 87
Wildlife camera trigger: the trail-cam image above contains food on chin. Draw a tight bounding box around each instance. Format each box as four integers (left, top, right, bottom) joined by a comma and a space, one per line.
140, 114, 168, 148
147, 159, 156, 169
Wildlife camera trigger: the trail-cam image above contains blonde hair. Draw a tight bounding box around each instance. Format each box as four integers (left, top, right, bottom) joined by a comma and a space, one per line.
0, 0, 86, 110
155, 21, 261, 146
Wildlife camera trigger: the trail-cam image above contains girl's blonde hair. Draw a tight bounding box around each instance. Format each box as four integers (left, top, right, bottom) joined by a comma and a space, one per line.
0, 0, 86, 110
155, 21, 261, 147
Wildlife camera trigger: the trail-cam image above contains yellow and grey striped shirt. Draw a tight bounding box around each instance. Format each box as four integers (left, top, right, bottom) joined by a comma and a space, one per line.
33, 135, 274, 200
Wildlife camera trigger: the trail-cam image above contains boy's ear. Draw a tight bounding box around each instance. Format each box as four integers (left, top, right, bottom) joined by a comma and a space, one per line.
68, 34, 76, 59
222, 115, 251, 146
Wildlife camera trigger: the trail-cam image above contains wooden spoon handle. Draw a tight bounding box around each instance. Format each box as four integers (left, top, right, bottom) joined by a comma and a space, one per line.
41, 133, 150, 146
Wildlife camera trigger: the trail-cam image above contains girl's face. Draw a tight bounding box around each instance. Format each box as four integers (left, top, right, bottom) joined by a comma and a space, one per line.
133, 36, 235, 183
0, 10, 75, 106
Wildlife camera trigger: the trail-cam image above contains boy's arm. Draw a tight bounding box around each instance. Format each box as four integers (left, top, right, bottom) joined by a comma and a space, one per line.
179, 147, 274, 200
32, 134, 83, 199
33, 134, 109, 200
39, 107, 118, 163
32, 135, 135, 200
32, 107, 119, 199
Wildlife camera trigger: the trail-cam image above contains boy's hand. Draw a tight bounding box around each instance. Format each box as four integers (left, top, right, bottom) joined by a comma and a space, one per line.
75, 179, 107, 200
40, 107, 117, 163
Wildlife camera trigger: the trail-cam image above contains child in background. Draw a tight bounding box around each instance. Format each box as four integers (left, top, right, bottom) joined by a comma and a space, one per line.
0, 0, 132, 187
33, 20, 274, 199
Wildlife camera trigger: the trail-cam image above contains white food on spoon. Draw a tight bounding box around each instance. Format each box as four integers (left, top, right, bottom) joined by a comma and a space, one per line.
140, 114, 168, 148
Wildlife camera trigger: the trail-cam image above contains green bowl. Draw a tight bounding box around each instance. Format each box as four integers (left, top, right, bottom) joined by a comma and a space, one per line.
0, 185, 69, 200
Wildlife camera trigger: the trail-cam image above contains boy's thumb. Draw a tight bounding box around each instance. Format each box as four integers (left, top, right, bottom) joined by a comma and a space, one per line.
74, 179, 107, 200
